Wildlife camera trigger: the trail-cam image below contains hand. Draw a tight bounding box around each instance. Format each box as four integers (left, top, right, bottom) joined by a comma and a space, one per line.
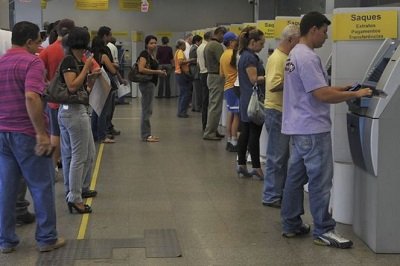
122, 79, 129, 85
356, 87, 373, 98
35, 133, 54, 157
84, 56, 93, 69
159, 69, 167, 76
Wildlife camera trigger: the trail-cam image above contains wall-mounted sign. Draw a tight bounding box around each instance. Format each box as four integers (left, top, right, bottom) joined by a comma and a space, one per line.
119, 0, 152, 11
75, 0, 109, 10
257, 20, 275, 39
230, 24, 243, 35
274, 17, 301, 38
242, 22, 256, 28
333, 10, 397, 41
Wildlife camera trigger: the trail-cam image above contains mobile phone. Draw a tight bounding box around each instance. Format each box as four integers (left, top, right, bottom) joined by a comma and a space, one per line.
348, 83, 362, 92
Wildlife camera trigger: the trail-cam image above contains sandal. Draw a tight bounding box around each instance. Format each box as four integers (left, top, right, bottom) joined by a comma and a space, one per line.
143, 135, 159, 142
102, 137, 115, 144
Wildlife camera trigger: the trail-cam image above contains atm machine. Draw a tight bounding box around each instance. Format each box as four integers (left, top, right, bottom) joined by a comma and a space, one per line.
347, 39, 400, 253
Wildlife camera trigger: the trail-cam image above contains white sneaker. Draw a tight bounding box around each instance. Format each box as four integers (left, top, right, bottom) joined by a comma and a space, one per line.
314, 231, 353, 249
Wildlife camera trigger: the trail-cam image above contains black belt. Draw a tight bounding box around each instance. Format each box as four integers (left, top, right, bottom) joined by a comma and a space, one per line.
208, 72, 219, 74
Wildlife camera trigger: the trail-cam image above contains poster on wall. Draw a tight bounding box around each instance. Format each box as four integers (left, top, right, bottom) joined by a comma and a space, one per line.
274, 17, 301, 39
257, 20, 275, 39
75, 0, 109, 10
119, 0, 153, 11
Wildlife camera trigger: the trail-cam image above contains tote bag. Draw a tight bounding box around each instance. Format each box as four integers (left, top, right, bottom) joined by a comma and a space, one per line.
247, 84, 265, 125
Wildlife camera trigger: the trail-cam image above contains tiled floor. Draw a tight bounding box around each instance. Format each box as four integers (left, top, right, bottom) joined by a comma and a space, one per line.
2, 98, 400, 265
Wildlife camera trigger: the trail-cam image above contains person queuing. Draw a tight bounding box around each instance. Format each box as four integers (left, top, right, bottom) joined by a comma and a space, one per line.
280, 11, 372, 248
236, 26, 265, 180
219, 32, 239, 152
137, 35, 167, 142
189, 35, 203, 112
202, 26, 227, 141
261, 24, 300, 208
58, 27, 100, 214
197, 31, 212, 131
0, 21, 65, 253
156, 36, 174, 98
175, 39, 195, 118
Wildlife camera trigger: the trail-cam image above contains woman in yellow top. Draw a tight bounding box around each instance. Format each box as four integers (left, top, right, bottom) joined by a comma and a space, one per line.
219, 32, 239, 152
175, 39, 195, 118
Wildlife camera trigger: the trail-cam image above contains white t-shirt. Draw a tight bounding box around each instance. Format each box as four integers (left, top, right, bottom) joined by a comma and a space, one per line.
184, 41, 191, 61
0, 29, 12, 56
196, 41, 207, 74
107, 42, 119, 64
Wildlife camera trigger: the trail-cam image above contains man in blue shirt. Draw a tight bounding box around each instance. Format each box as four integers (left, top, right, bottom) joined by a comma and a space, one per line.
281, 11, 372, 249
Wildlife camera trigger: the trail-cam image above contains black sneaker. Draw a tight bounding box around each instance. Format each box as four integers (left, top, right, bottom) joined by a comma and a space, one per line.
16, 211, 35, 226
82, 190, 97, 198
314, 231, 353, 249
226, 142, 233, 151
262, 200, 281, 208
282, 223, 311, 238
110, 128, 121, 136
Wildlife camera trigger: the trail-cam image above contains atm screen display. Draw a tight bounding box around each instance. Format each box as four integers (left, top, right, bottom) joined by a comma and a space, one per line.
367, 57, 390, 83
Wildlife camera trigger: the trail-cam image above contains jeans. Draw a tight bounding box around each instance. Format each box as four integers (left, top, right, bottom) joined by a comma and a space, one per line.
16, 178, 29, 216
262, 109, 290, 203
0, 132, 58, 248
200, 73, 209, 131
237, 121, 263, 168
203, 74, 224, 137
158, 64, 172, 97
59, 104, 95, 203
139, 82, 155, 139
176, 74, 191, 116
192, 78, 202, 111
281, 132, 336, 237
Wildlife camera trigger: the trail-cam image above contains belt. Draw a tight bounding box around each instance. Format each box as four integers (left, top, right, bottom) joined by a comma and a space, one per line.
208, 72, 219, 75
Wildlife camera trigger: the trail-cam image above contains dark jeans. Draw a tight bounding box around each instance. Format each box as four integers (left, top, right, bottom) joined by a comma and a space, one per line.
199, 73, 209, 131
106, 90, 117, 134
158, 64, 172, 97
91, 91, 113, 141
237, 121, 263, 168
176, 74, 191, 116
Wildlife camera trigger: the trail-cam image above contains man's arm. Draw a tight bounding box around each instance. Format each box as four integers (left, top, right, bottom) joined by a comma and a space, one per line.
25, 91, 53, 156
312, 86, 372, 104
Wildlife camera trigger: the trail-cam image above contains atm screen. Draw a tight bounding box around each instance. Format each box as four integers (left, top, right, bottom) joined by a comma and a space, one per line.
367, 57, 390, 83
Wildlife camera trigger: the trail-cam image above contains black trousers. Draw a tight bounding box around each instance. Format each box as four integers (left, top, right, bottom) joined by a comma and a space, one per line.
237, 121, 263, 168
199, 73, 209, 131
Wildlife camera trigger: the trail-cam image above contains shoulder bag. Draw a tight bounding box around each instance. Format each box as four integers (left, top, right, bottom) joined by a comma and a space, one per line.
43, 56, 89, 105
247, 84, 266, 125
128, 53, 153, 83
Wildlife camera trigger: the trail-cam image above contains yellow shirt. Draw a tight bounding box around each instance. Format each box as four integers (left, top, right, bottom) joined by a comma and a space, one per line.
219, 49, 237, 90
174, 49, 188, 74
264, 48, 287, 112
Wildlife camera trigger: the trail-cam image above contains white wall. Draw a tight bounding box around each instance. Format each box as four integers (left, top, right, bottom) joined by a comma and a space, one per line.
0, 0, 9, 29
42, 0, 253, 36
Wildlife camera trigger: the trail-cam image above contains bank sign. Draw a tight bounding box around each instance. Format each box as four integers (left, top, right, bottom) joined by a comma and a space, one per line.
333, 10, 397, 41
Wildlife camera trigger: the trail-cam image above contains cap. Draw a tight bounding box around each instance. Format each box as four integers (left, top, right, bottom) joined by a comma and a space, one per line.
223, 32, 237, 43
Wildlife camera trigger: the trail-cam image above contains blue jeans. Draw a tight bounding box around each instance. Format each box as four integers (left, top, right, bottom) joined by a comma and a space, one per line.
176, 74, 191, 116
59, 104, 95, 203
0, 132, 58, 248
281, 133, 336, 237
262, 109, 290, 203
138, 82, 155, 139
91, 91, 113, 141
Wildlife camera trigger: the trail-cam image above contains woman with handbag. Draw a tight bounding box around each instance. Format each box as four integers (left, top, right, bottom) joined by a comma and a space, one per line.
138, 35, 166, 142
58, 27, 99, 214
236, 27, 266, 180
175, 39, 195, 118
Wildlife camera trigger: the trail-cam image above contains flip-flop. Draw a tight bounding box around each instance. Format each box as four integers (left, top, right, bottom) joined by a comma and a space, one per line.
144, 136, 159, 142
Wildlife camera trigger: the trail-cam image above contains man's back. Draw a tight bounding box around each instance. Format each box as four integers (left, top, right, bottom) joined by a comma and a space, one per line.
204, 40, 223, 74
39, 39, 64, 81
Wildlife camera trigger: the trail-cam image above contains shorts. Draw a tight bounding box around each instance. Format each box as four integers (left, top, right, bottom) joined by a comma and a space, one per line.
224, 87, 240, 113
47, 106, 60, 136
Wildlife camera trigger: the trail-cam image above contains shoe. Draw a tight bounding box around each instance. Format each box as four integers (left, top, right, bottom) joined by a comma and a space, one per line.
67, 202, 92, 214
1, 246, 16, 254
230, 145, 238, 152
236, 165, 252, 178
110, 128, 121, 136
143, 135, 160, 142
16, 211, 35, 226
203, 135, 221, 141
38, 237, 66, 252
250, 169, 264, 181
177, 114, 189, 118
101, 137, 115, 144
262, 200, 281, 208
282, 223, 311, 238
226, 142, 233, 151
82, 190, 97, 198
314, 231, 353, 249
216, 132, 225, 138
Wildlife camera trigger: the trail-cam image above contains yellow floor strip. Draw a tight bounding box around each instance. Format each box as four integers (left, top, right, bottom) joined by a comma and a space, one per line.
77, 143, 104, 240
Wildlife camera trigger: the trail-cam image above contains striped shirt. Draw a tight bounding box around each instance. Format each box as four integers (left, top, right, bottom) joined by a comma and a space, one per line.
0, 47, 47, 137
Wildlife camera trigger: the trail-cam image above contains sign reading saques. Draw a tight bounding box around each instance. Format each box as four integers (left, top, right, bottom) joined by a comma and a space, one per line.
333, 10, 398, 41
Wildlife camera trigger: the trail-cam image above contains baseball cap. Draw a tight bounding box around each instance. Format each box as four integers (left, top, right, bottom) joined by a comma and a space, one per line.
223, 32, 237, 43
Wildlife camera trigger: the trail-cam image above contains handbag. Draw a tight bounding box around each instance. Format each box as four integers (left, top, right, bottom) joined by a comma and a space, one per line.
43, 56, 89, 105
247, 84, 266, 125
128, 63, 153, 83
